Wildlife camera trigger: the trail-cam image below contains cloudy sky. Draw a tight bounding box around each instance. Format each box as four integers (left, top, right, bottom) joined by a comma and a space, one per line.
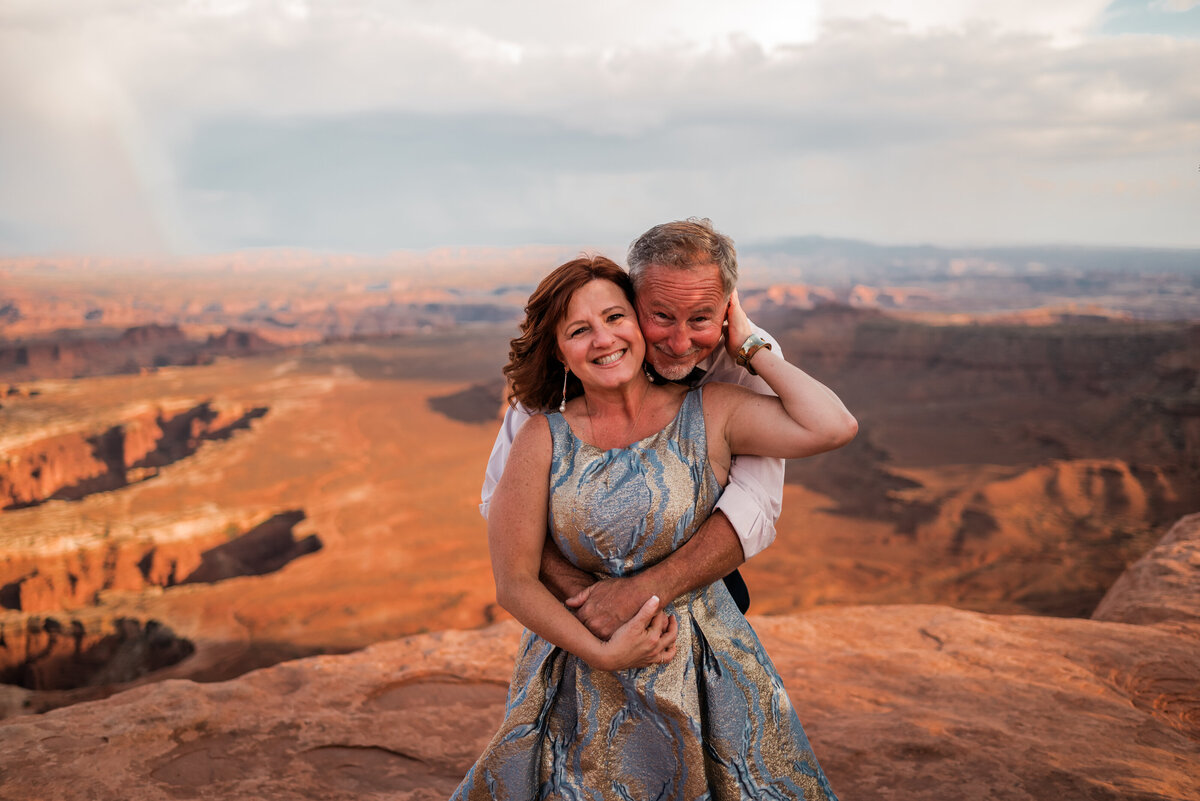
1, 0, 1197, 255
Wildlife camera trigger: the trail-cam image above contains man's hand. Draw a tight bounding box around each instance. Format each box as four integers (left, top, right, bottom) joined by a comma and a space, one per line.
566, 576, 653, 641
566, 511, 746, 639
586, 595, 678, 671
724, 289, 756, 360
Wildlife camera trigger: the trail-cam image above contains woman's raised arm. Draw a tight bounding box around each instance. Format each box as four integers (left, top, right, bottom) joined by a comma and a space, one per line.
709, 290, 858, 462
488, 415, 677, 670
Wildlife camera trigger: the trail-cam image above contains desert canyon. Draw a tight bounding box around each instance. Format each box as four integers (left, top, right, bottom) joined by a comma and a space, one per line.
0, 242, 1197, 799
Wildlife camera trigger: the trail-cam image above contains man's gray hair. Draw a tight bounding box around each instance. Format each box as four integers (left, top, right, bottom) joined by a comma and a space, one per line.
626, 217, 738, 297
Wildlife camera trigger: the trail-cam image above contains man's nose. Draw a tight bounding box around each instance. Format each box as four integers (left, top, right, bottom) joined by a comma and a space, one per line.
666, 325, 691, 355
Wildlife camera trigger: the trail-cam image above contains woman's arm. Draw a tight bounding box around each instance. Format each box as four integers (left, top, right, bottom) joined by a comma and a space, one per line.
489, 415, 678, 670
711, 290, 858, 461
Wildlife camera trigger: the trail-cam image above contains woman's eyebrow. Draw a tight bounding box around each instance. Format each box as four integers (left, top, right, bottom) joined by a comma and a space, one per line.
563, 303, 630, 330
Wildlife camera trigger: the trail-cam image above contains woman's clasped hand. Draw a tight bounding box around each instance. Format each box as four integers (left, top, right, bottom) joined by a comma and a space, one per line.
588, 595, 678, 671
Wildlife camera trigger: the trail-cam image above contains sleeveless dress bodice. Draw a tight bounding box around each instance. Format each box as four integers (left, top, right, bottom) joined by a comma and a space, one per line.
547, 387, 721, 580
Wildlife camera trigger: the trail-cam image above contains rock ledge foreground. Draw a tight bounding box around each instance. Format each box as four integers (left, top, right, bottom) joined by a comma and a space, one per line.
2, 514, 1198, 801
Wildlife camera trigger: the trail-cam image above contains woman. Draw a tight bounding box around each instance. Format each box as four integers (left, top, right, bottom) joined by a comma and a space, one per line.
452, 256, 851, 800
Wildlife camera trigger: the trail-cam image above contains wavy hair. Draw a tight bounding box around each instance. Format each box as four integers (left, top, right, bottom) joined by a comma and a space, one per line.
626, 217, 738, 296
505, 255, 635, 411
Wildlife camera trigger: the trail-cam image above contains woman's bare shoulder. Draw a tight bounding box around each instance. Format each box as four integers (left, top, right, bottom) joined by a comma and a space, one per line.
511, 411, 552, 453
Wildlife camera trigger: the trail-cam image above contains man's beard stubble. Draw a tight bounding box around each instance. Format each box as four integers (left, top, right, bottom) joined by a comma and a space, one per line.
648, 348, 702, 382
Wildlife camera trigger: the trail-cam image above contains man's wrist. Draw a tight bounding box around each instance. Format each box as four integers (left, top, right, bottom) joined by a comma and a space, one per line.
630, 560, 677, 607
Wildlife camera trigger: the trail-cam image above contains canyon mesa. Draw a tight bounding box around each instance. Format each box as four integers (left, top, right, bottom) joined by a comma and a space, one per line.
1, 246, 1197, 798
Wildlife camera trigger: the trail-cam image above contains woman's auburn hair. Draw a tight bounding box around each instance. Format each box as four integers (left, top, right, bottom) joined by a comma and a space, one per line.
505, 255, 635, 411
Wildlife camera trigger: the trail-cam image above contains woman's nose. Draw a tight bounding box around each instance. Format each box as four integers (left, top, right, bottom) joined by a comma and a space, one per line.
592, 325, 616, 346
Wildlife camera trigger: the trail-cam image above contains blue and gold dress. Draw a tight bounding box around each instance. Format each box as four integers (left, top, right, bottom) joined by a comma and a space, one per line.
452, 388, 838, 800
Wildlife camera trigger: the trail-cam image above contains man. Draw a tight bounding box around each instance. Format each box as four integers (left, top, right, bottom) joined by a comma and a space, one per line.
481, 218, 854, 639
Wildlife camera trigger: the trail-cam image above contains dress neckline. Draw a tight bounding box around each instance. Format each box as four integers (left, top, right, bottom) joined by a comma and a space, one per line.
553, 386, 698, 454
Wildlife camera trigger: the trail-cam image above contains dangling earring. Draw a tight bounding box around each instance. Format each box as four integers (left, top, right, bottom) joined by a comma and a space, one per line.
559, 368, 569, 413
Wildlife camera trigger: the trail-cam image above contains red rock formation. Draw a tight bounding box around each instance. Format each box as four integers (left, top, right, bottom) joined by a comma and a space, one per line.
200, 328, 278, 356
0, 400, 267, 510
2, 306, 1196, 741
0, 515, 1196, 800
0, 511, 321, 709
757, 307, 1200, 616
0, 358, 509, 721
0, 616, 194, 694
0, 542, 150, 613
0, 510, 317, 613
1093, 512, 1200, 625
0, 430, 108, 510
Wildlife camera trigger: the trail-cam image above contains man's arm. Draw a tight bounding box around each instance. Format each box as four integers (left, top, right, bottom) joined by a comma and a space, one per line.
483, 403, 596, 601
567, 510, 744, 639
480, 403, 531, 519
710, 325, 786, 559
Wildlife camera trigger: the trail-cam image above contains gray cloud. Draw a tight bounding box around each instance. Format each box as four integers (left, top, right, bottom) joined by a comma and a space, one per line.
1, 1, 1197, 253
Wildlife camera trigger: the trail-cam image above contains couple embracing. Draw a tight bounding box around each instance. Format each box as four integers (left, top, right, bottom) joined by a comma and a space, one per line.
456, 219, 856, 800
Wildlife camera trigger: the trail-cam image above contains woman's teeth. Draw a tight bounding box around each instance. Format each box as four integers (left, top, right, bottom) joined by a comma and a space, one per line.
594, 350, 625, 365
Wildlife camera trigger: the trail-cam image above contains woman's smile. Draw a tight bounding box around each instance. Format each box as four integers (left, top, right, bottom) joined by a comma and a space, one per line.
593, 349, 627, 366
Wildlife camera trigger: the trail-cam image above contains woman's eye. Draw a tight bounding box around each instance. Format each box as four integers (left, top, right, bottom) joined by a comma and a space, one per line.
607, 313, 624, 322
569, 327, 586, 338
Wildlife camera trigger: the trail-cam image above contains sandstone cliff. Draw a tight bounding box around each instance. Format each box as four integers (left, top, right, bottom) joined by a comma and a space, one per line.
1, 514, 1196, 801
1, 399, 268, 512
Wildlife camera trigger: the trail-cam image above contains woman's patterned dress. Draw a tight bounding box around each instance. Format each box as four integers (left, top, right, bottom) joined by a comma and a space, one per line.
452, 388, 838, 800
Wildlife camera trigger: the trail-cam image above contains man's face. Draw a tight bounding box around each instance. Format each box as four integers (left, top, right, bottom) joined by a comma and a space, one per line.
634, 262, 728, 381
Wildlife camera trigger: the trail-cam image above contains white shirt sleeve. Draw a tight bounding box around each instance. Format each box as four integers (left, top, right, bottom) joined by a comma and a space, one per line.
480, 402, 534, 519
703, 326, 785, 560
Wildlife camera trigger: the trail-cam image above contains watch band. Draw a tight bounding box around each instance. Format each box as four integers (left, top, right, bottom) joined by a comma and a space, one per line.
735, 333, 773, 375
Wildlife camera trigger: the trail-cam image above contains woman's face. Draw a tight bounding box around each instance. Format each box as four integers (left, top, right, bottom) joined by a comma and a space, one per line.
556, 278, 646, 393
